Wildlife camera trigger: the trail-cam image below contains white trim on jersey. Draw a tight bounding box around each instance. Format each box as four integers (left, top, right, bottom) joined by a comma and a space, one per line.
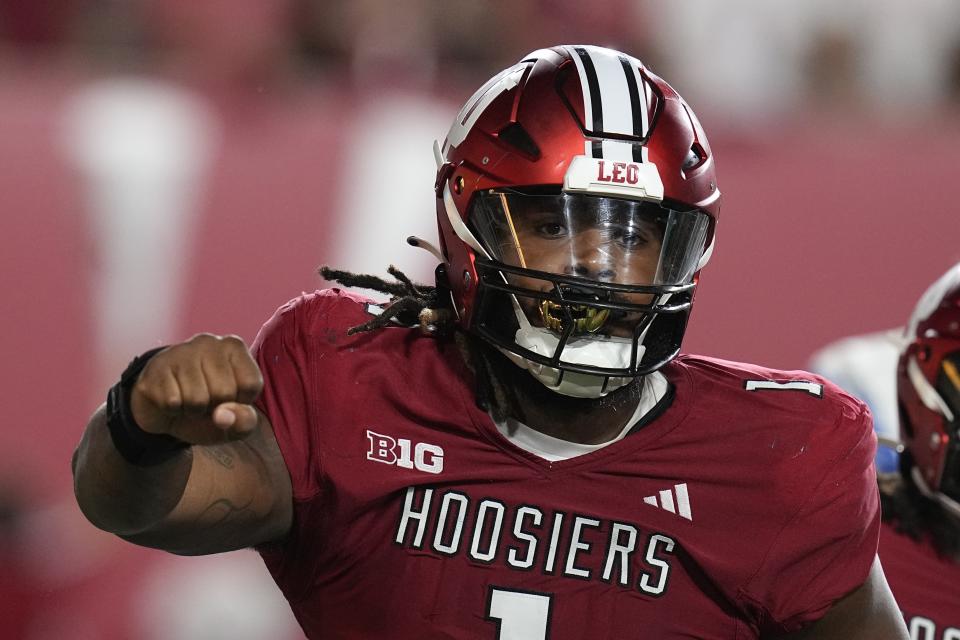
744, 380, 824, 397
492, 371, 669, 461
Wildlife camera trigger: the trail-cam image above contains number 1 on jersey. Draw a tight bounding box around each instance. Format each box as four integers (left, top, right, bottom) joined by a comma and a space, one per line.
744, 379, 823, 397
486, 587, 552, 639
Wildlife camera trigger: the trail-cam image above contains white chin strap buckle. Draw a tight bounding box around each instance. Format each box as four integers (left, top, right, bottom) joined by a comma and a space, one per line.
504, 319, 641, 398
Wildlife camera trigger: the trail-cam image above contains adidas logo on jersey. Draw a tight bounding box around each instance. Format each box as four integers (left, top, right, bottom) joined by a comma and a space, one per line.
643, 483, 692, 521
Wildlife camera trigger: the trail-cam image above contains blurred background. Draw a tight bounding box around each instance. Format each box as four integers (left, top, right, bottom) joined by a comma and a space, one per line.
1, 0, 959, 638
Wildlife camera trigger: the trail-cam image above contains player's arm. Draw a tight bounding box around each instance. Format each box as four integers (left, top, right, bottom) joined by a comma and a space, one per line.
774, 556, 908, 639
72, 334, 293, 556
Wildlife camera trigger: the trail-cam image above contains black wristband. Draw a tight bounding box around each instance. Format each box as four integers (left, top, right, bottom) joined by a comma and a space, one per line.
106, 346, 190, 466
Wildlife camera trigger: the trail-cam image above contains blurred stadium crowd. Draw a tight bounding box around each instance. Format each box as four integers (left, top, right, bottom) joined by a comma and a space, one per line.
1, 1, 959, 638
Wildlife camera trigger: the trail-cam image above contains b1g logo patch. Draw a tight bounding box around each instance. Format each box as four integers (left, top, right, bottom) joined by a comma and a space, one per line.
366, 430, 444, 475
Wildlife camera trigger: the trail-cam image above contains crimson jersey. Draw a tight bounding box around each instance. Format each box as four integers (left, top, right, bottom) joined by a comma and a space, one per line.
253, 289, 880, 639
879, 521, 960, 639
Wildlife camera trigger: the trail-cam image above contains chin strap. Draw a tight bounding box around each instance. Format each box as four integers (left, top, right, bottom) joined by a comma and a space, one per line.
501, 301, 637, 398
500, 349, 632, 398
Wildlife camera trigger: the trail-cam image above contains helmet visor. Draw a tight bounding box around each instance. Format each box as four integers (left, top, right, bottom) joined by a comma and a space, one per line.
470, 190, 710, 339
471, 190, 710, 286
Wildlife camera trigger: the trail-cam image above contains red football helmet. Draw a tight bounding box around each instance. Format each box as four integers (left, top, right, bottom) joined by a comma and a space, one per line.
898, 263, 960, 518
434, 45, 720, 397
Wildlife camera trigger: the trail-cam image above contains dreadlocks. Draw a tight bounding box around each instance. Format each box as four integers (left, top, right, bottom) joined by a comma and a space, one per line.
318, 265, 454, 336
319, 264, 504, 415
317, 264, 646, 431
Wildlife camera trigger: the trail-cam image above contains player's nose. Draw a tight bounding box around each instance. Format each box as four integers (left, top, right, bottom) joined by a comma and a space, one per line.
565, 231, 616, 280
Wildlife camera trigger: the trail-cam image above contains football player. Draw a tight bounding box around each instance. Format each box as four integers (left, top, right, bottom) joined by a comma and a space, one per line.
72, 45, 908, 638
880, 264, 960, 638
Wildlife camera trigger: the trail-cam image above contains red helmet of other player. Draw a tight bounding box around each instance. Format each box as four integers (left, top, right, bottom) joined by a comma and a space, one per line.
898, 263, 960, 518
434, 45, 720, 398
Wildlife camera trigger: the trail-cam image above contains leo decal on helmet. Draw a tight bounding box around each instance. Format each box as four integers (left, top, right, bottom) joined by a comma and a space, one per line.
434, 45, 721, 398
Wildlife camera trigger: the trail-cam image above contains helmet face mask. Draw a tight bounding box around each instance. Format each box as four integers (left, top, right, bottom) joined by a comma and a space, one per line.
469, 189, 709, 379
435, 45, 720, 397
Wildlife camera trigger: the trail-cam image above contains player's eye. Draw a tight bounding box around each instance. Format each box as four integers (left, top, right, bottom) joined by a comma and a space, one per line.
614, 229, 647, 248
536, 222, 567, 237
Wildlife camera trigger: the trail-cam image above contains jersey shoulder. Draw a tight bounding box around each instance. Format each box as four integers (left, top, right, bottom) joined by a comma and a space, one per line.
252, 287, 446, 401
252, 287, 383, 351
673, 353, 869, 428
252, 289, 458, 505
670, 353, 876, 480
670, 356, 880, 631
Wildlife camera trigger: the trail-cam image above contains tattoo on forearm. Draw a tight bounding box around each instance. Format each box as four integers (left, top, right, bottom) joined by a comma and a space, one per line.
195, 497, 255, 528
201, 446, 235, 469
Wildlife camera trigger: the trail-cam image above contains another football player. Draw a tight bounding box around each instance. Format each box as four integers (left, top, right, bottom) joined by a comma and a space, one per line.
72, 46, 908, 638
880, 264, 960, 638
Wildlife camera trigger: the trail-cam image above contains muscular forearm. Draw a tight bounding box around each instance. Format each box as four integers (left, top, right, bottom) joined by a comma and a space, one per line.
119, 437, 288, 555
72, 403, 193, 536
73, 402, 292, 554
73, 336, 292, 554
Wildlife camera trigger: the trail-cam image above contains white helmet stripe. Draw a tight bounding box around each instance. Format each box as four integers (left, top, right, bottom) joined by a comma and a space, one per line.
565, 46, 595, 157
443, 63, 527, 152
573, 46, 609, 158
443, 183, 491, 259
624, 56, 650, 162
563, 46, 648, 162
907, 356, 955, 422
588, 52, 633, 134
589, 49, 633, 162
600, 140, 633, 162
906, 264, 960, 338
696, 236, 715, 270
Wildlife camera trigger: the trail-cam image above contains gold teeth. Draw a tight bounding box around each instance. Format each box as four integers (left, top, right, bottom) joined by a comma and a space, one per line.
539, 301, 610, 334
